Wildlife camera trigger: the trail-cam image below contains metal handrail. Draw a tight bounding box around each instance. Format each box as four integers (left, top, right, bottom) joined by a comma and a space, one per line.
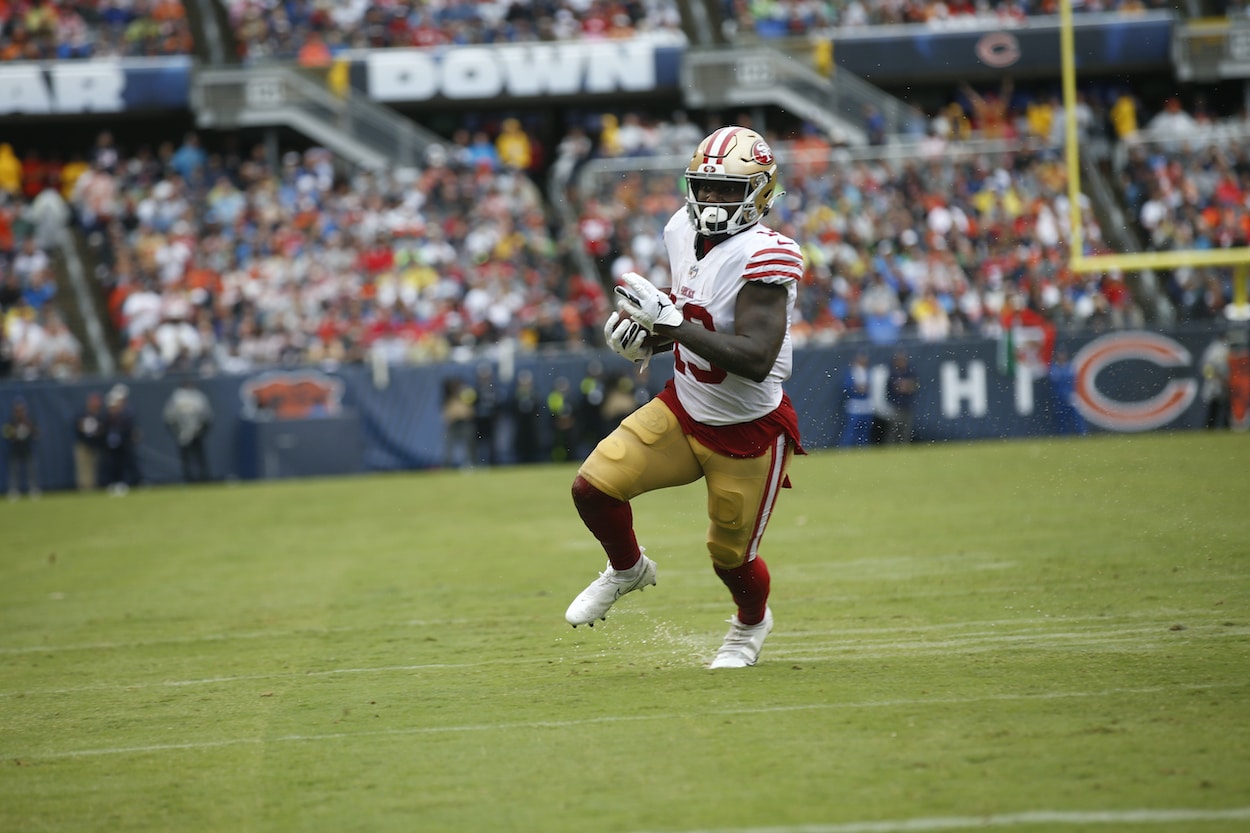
195, 65, 443, 169
682, 46, 918, 145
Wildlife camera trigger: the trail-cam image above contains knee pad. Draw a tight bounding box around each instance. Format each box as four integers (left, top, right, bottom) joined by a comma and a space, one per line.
707, 488, 748, 570
707, 539, 746, 571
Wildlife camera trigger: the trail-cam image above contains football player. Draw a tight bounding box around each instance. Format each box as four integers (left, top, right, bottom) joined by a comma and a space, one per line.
566, 125, 805, 668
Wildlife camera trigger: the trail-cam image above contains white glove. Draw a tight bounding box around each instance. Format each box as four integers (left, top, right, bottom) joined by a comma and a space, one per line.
614, 271, 682, 331
604, 311, 652, 366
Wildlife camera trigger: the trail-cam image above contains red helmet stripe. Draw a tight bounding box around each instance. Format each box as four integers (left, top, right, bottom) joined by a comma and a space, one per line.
702, 127, 741, 164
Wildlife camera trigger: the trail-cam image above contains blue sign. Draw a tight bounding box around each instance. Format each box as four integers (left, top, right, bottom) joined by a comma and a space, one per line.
0, 56, 190, 116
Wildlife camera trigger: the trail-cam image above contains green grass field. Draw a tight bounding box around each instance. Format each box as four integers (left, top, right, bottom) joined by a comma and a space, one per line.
2, 433, 1248, 833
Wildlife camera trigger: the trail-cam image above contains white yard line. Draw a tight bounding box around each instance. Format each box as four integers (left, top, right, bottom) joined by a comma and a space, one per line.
2, 624, 1245, 699
626, 807, 1250, 833
9, 681, 1243, 761
0, 609, 1231, 656
0, 655, 593, 698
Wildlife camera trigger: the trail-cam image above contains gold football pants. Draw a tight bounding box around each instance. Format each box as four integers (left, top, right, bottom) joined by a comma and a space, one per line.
577, 398, 792, 569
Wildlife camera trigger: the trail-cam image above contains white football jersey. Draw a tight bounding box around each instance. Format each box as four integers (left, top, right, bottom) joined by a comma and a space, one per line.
661, 209, 803, 426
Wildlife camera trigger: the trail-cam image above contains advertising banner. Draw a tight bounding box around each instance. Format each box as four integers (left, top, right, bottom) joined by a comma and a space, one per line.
362, 41, 683, 104
0, 56, 191, 116
829, 14, 1174, 83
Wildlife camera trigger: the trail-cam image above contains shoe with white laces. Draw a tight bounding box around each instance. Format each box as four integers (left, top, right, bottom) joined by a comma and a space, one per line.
565, 551, 657, 627
708, 606, 774, 669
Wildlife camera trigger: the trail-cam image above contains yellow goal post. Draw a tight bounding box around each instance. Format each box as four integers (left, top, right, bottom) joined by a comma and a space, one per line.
1059, 0, 1250, 320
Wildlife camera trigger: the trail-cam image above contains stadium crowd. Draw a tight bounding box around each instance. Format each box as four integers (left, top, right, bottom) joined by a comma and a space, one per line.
2, 17, 1243, 383
0, 0, 193, 60
0, 146, 83, 380
58, 126, 608, 378
223, 0, 687, 62
214, 0, 1181, 63
571, 101, 1139, 349
1115, 99, 1250, 323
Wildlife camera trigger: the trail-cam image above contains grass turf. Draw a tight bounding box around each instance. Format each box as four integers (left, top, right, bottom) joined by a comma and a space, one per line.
1, 432, 1247, 833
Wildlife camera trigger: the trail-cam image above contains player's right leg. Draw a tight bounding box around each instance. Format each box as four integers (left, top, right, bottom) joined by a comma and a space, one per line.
565, 399, 701, 626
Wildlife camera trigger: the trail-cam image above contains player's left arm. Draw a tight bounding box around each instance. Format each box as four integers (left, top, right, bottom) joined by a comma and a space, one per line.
654, 281, 787, 383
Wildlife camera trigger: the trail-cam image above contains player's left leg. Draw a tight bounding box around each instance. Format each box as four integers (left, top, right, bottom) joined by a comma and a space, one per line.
695, 433, 793, 667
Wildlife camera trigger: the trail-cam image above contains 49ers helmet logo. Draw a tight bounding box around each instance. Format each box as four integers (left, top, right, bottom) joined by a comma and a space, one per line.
750, 140, 774, 166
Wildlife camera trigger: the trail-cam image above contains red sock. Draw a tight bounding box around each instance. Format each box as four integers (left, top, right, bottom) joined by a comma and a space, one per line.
571, 475, 640, 571
714, 557, 771, 625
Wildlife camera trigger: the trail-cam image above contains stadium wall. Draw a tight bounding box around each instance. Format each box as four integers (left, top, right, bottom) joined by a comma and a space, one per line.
0, 327, 1228, 493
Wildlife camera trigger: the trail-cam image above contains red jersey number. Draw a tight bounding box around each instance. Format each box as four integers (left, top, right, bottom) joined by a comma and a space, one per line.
672, 303, 728, 384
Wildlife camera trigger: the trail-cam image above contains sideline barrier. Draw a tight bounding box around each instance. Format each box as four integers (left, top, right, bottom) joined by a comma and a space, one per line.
0, 328, 1234, 493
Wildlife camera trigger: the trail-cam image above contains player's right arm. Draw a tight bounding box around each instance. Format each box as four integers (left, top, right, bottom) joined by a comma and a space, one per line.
652, 281, 787, 384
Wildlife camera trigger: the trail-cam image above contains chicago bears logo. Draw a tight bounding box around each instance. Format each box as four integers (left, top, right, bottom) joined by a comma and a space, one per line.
976, 32, 1022, 68
240, 371, 344, 420
1071, 332, 1197, 432
750, 140, 774, 166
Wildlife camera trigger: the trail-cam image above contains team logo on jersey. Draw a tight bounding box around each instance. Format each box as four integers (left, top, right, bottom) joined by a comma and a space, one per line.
750, 140, 774, 166
240, 371, 345, 420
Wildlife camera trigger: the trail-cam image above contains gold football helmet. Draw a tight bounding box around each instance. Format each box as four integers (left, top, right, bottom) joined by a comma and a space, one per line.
684, 126, 780, 237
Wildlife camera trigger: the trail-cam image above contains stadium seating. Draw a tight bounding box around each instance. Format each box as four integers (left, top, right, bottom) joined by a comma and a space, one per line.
0, 0, 193, 60
0, 0, 1234, 383
222, 0, 687, 61
59, 129, 608, 378
1113, 110, 1250, 323
569, 113, 1134, 346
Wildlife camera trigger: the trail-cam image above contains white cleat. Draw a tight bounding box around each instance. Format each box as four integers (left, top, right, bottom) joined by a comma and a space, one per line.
708, 606, 774, 669
565, 551, 657, 627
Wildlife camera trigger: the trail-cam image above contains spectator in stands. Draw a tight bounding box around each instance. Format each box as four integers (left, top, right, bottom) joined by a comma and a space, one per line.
657, 110, 704, 156
6, 298, 43, 379
12, 237, 49, 288
860, 266, 904, 344
1110, 89, 1139, 141
38, 307, 81, 379
72, 158, 120, 235
1146, 97, 1201, 144
29, 182, 70, 250
0, 144, 20, 196
495, 118, 534, 173
170, 133, 208, 188
3, 397, 39, 500
21, 267, 56, 313
961, 78, 1014, 140
466, 131, 502, 172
